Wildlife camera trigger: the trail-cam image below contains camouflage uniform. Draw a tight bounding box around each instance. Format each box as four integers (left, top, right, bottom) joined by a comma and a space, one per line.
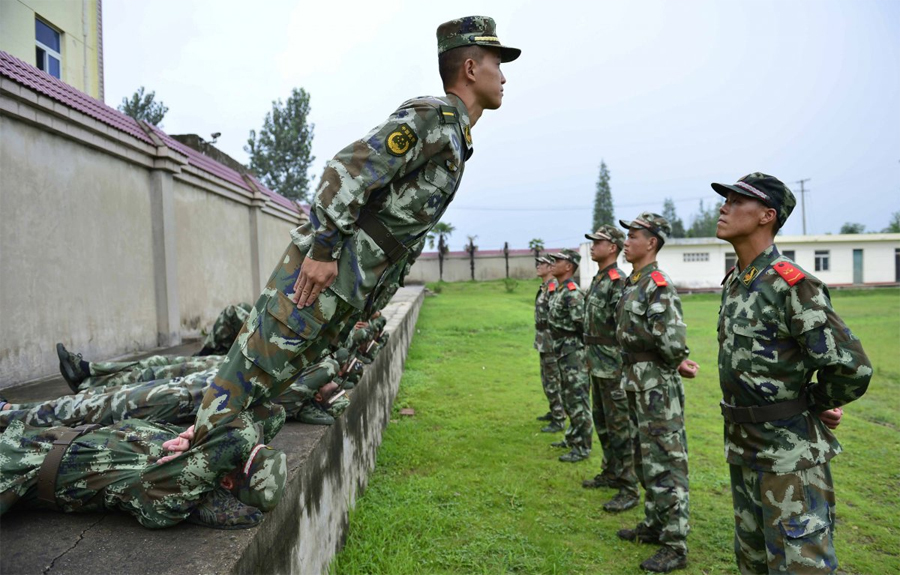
196, 302, 252, 356
616, 241, 691, 556
78, 355, 223, 391
713, 173, 872, 575
534, 272, 565, 427
584, 259, 637, 496
548, 250, 592, 460
191, 21, 512, 445
0, 412, 286, 528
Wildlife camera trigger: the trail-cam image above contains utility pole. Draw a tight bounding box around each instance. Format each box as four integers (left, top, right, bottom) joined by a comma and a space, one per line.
795, 178, 811, 235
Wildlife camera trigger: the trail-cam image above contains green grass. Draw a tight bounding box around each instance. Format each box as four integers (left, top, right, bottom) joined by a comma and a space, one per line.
331, 281, 900, 575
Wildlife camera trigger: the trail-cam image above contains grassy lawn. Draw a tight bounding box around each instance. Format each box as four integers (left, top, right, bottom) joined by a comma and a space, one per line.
331, 281, 899, 575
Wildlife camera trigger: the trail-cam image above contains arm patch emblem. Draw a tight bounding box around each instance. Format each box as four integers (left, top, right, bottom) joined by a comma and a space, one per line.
608, 269, 621, 281
774, 261, 806, 286
650, 271, 667, 287
386, 124, 418, 156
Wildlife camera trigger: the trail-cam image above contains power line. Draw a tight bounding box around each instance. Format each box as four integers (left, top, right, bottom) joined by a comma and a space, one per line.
450, 195, 710, 212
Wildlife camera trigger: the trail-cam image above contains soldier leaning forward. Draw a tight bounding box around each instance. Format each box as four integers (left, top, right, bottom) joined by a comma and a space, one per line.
713, 172, 872, 574
534, 255, 566, 431
615, 212, 698, 573
547, 249, 593, 463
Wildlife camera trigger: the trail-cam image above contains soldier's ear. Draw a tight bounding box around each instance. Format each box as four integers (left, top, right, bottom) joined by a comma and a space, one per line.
759, 207, 777, 228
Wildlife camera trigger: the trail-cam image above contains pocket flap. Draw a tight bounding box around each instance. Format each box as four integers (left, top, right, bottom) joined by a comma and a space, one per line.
267, 291, 323, 340
780, 506, 831, 540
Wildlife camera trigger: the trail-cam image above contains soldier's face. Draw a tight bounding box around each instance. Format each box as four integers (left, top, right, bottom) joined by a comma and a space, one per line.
473, 50, 505, 110
590, 239, 613, 262
716, 192, 772, 241
623, 229, 651, 263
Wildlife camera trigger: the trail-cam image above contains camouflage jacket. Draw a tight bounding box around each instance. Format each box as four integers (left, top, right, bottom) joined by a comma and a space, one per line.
584, 263, 625, 378
0, 411, 279, 528
717, 245, 872, 472
533, 278, 557, 353
616, 262, 688, 391
291, 94, 472, 310
548, 277, 585, 357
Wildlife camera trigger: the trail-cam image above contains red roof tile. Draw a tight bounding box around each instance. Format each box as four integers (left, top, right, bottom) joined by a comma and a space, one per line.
1, 50, 299, 215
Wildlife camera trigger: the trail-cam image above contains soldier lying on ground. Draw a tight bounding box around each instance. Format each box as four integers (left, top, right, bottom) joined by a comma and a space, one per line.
1, 349, 348, 429
0, 413, 286, 530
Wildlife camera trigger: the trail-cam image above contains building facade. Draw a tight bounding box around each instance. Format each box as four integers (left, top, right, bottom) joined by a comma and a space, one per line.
0, 0, 104, 100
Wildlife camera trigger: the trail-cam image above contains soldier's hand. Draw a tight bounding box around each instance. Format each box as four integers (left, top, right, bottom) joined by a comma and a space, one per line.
818, 407, 843, 430
292, 259, 338, 308
157, 425, 195, 463
678, 359, 699, 379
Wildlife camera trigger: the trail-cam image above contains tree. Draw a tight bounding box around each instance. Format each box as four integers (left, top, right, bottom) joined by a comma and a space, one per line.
685, 199, 723, 238
118, 86, 168, 126
465, 235, 478, 281
426, 222, 455, 281
245, 87, 316, 202
662, 198, 686, 238
592, 160, 614, 231
840, 222, 866, 234
529, 238, 545, 258
883, 211, 900, 233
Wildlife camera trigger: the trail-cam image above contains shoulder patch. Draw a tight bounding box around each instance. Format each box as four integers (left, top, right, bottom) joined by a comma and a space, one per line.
548, 282, 557, 293
566, 280, 578, 291
721, 266, 735, 286
439, 105, 460, 124
650, 271, 667, 287
385, 124, 418, 156
741, 266, 760, 286
608, 269, 621, 281
773, 261, 806, 286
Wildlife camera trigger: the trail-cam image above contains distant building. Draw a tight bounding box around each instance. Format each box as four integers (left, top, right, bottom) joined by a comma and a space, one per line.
579, 234, 900, 290
0, 0, 104, 100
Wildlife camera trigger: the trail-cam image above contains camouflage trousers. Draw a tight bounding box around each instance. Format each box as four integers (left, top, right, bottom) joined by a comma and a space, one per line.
79, 355, 224, 391
591, 374, 638, 495
193, 242, 356, 445
558, 349, 592, 454
539, 352, 566, 425
627, 371, 690, 553
730, 463, 837, 574
197, 302, 252, 356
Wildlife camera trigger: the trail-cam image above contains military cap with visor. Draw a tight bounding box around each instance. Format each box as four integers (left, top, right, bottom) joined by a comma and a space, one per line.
549, 248, 581, 267
535, 255, 554, 265
619, 212, 672, 244
437, 16, 521, 62
585, 225, 625, 250
711, 172, 796, 228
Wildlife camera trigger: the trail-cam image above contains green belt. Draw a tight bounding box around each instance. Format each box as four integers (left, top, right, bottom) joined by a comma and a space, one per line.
584, 334, 617, 346
719, 394, 810, 424
551, 328, 580, 340
535, 322, 548, 330
37, 424, 101, 508
356, 209, 409, 264
621, 350, 662, 365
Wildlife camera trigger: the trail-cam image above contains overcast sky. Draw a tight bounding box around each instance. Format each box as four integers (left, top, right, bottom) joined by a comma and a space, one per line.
104, 0, 900, 251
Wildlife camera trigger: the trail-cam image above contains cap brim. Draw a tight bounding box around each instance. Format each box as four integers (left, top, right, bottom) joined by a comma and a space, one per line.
618, 219, 633, 230
498, 46, 521, 63
712, 182, 757, 202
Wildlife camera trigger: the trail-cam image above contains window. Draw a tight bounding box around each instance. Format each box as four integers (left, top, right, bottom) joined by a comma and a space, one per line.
683, 252, 709, 262
814, 250, 830, 272
725, 252, 737, 273
35, 19, 61, 79
782, 250, 795, 260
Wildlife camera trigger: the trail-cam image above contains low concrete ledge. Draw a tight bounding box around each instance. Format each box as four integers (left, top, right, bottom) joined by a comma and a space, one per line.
0, 286, 425, 575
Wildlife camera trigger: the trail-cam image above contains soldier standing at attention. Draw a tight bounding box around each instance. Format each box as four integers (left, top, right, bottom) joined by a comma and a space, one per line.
534, 256, 566, 432
581, 226, 639, 513
547, 249, 593, 463
164, 17, 521, 455
712, 173, 871, 574
615, 212, 698, 573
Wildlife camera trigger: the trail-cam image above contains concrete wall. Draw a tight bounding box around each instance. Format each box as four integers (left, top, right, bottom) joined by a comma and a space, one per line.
406, 251, 548, 283
0, 0, 102, 99
577, 234, 900, 289
0, 76, 305, 388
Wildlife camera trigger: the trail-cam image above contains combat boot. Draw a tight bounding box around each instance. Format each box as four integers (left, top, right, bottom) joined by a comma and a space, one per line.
640, 546, 687, 573
186, 487, 263, 530
536, 412, 553, 422
298, 404, 335, 425
602, 490, 639, 513
550, 440, 569, 449
582, 471, 617, 489
616, 523, 661, 544
559, 448, 589, 463
541, 421, 564, 433
56, 343, 89, 392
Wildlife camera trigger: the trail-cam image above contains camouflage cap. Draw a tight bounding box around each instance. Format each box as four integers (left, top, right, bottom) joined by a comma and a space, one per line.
549, 248, 581, 267
235, 444, 287, 512
619, 212, 671, 243
437, 16, 521, 63
711, 172, 796, 227
535, 255, 553, 265
585, 224, 625, 250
